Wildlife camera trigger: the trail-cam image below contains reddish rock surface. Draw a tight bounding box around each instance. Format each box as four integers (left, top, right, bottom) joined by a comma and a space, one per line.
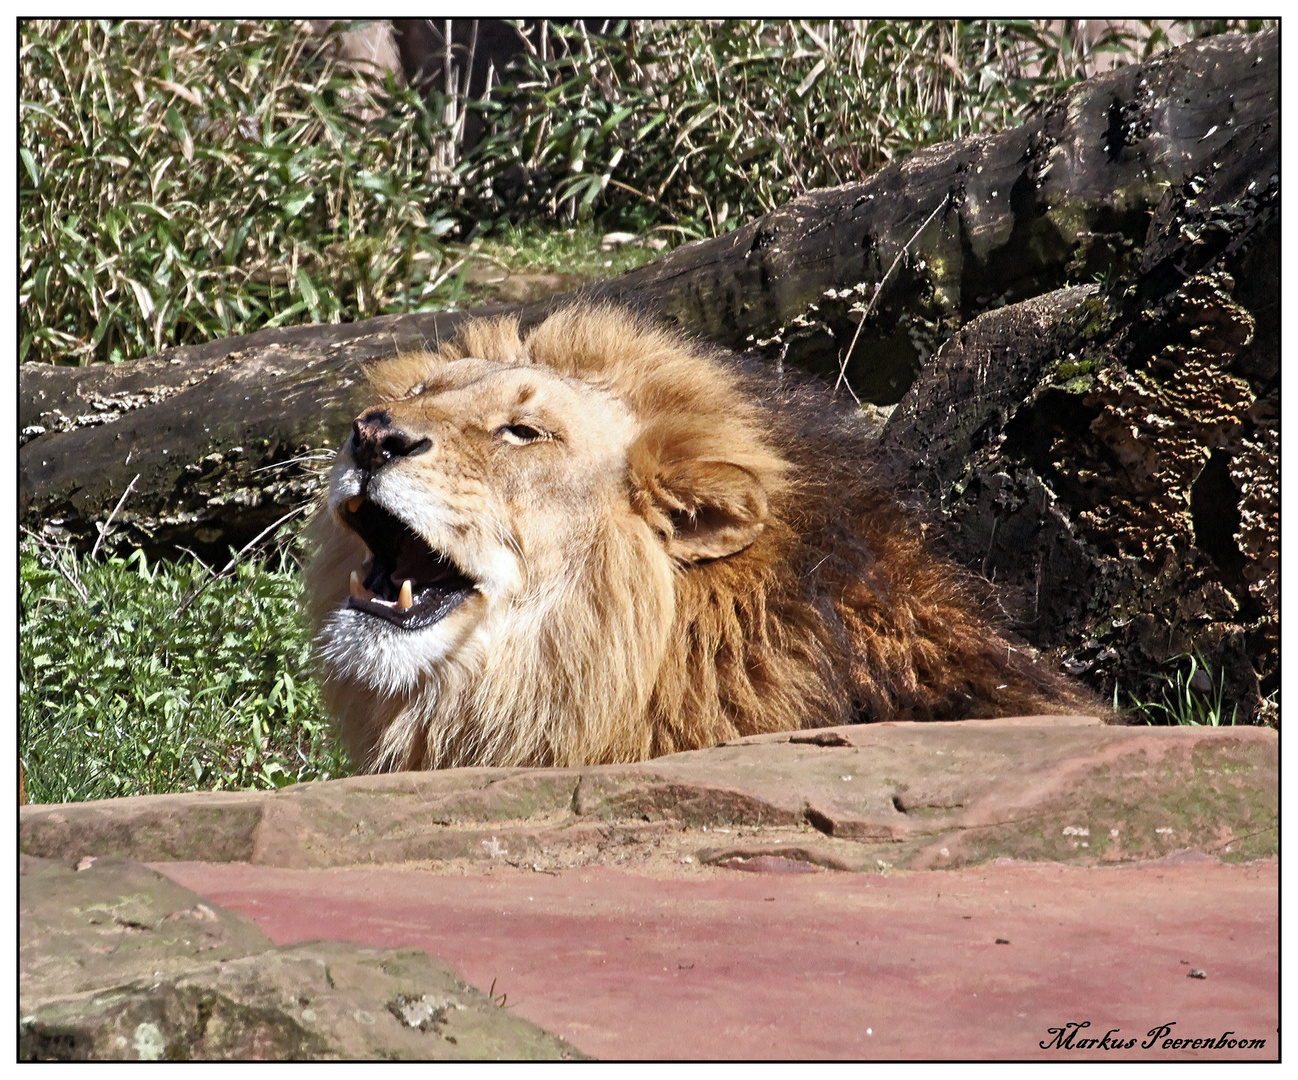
19, 856, 581, 1060
158, 856, 1277, 1060
21, 717, 1278, 1059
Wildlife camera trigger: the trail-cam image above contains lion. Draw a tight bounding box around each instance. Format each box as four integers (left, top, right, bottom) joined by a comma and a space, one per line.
305, 304, 1097, 772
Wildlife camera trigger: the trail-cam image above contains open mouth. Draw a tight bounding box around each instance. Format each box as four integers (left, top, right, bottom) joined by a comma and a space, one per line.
340, 497, 477, 631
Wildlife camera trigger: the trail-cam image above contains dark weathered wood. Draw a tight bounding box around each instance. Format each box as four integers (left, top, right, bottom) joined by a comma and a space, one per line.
19, 29, 1277, 564
873, 126, 1278, 724
586, 30, 1278, 390
873, 284, 1103, 494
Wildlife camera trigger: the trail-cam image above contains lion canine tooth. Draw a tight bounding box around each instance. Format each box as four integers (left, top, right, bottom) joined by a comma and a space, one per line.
345, 496, 363, 514
398, 579, 414, 611
349, 570, 371, 601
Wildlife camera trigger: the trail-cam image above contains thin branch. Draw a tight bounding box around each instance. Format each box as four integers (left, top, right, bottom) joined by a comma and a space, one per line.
834, 192, 952, 398
604, 177, 663, 208
177, 502, 309, 614
251, 449, 336, 474
90, 472, 140, 561
424, 250, 474, 295
174, 546, 216, 576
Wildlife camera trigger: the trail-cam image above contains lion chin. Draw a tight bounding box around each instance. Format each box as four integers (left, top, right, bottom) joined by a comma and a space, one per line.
305, 303, 1096, 773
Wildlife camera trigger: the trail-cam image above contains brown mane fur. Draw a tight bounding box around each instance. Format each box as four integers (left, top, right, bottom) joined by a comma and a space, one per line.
307, 305, 1097, 771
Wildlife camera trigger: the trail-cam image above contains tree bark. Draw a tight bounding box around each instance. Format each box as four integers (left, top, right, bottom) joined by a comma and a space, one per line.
20, 29, 1277, 577
873, 77, 1278, 724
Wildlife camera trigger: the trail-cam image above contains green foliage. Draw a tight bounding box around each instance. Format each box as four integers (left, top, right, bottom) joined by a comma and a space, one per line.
20, 532, 348, 803
21, 18, 1271, 368
440, 223, 667, 309
19, 19, 459, 367
1122, 653, 1240, 728
472, 222, 661, 275
463, 19, 1177, 233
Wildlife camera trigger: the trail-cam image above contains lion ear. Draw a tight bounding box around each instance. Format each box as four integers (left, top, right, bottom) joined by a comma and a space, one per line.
363, 352, 443, 400
655, 459, 769, 563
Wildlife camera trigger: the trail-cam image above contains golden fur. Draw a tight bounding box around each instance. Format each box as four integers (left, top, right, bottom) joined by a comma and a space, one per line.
306, 305, 1094, 771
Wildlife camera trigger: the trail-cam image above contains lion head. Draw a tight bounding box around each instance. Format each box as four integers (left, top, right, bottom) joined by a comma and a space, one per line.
307, 305, 1090, 773
306, 305, 801, 771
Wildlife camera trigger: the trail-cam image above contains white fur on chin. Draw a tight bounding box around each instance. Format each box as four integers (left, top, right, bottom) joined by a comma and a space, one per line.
317, 604, 471, 696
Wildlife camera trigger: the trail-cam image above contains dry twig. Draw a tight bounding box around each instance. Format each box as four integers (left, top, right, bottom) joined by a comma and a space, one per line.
834, 192, 952, 399
90, 472, 140, 561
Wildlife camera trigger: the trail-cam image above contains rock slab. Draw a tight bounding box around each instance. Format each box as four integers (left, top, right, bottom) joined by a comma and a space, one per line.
21, 718, 1279, 873
19, 855, 583, 1060
160, 856, 1278, 1061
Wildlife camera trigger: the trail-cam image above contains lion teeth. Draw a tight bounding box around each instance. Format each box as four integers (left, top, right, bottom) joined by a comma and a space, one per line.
345, 496, 363, 514
349, 570, 374, 602
398, 579, 414, 611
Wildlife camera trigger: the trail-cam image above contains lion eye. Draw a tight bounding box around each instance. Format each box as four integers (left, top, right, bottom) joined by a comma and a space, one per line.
497, 423, 550, 445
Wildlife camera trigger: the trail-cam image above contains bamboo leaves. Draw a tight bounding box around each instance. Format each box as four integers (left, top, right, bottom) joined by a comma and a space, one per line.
20, 19, 460, 366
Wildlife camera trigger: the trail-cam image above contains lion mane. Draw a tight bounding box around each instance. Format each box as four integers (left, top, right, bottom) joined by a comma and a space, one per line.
306, 304, 1092, 772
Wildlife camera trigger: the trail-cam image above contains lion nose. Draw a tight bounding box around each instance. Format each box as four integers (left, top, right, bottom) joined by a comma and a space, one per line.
350, 410, 431, 472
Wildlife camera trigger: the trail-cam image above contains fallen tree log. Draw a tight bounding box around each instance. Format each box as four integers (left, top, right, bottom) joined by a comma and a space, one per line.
874, 103, 1278, 722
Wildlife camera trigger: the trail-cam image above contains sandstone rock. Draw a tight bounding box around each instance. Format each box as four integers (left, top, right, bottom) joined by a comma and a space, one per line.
19, 855, 582, 1060
21, 718, 1278, 874
158, 857, 1277, 1061
19, 718, 1278, 1060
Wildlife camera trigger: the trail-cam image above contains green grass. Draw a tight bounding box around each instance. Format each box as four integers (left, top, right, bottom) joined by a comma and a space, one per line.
470, 19, 1089, 233
432, 222, 666, 309
1121, 654, 1240, 728
28, 19, 1272, 369
472, 222, 667, 275
19, 19, 461, 367
20, 532, 348, 804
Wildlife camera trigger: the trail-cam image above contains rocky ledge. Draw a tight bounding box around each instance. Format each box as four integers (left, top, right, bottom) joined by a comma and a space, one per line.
20, 716, 1278, 1060
21, 716, 1278, 873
